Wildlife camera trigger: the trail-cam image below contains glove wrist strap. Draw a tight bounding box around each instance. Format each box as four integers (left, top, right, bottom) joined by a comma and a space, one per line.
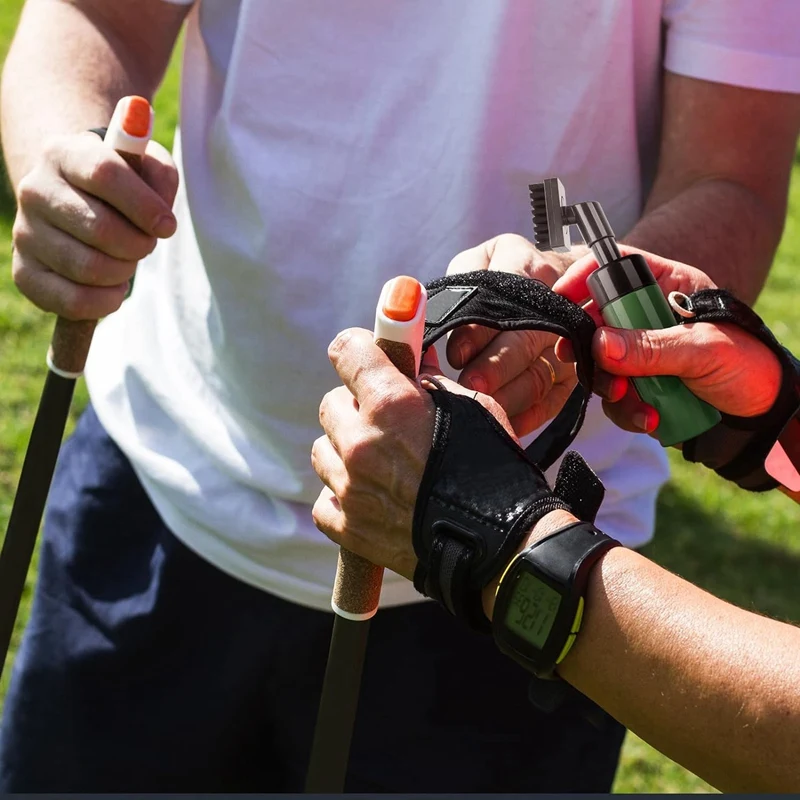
678, 289, 800, 491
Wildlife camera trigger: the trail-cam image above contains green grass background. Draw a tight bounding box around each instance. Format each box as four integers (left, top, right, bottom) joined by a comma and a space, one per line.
1, 4, 799, 793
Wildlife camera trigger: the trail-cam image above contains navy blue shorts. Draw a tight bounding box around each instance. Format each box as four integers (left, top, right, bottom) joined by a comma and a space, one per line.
0, 405, 625, 792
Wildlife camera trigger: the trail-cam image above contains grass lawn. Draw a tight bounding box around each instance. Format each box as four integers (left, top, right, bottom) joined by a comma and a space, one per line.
1, 4, 799, 793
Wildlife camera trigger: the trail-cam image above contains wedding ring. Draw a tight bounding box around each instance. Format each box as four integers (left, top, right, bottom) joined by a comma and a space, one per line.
538, 355, 557, 387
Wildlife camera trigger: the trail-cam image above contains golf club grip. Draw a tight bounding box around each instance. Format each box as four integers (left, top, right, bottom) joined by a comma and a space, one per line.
331, 338, 418, 619
48, 152, 143, 375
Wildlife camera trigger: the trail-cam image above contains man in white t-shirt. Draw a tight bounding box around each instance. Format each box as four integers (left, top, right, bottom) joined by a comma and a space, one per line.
1, 0, 799, 792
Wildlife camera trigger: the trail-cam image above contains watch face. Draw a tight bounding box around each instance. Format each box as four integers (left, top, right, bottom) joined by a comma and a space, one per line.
504, 572, 562, 649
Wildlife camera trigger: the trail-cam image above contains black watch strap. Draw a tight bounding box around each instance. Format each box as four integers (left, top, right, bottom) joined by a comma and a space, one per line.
493, 521, 620, 678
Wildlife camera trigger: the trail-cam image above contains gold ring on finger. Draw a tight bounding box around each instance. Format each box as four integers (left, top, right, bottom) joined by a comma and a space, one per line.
538, 355, 557, 387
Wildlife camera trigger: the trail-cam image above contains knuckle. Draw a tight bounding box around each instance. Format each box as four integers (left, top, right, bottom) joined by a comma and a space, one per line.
635, 330, 662, 371
341, 434, 373, 474
355, 489, 386, 524
366, 382, 394, 415
11, 217, 34, 252
496, 232, 531, 250
140, 235, 158, 259
482, 351, 507, 388
59, 285, 94, 321
82, 204, 114, 244
123, 236, 158, 262
311, 502, 334, 538
526, 363, 550, 401
327, 329, 353, 362
696, 324, 726, 352
691, 326, 729, 374
62, 284, 124, 322
521, 330, 548, 361
336, 477, 355, 507
87, 154, 119, 189
76, 247, 113, 285
11, 257, 34, 293
15, 175, 43, 209
310, 436, 325, 468
367, 381, 414, 423
318, 387, 346, 429
318, 394, 331, 427
41, 134, 68, 164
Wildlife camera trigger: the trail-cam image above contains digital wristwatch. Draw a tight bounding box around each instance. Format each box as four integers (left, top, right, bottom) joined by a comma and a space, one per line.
492, 521, 620, 679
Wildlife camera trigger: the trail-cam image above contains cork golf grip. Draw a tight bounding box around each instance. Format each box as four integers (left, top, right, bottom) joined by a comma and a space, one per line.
332, 338, 419, 620
47, 151, 143, 376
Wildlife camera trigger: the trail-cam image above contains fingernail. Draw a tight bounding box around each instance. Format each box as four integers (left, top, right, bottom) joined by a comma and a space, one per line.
633, 407, 659, 433
556, 340, 575, 363
458, 343, 474, 366
600, 329, 627, 361
610, 376, 628, 402
153, 214, 176, 237
467, 376, 487, 394
597, 374, 627, 402
329, 329, 352, 357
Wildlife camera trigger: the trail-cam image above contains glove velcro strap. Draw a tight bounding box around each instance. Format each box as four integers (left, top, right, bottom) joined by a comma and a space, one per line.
412, 386, 568, 632
679, 289, 800, 491
422, 271, 596, 471
552, 450, 605, 524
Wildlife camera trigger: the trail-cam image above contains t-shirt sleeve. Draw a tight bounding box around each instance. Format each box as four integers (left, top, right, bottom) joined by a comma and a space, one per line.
663, 0, 800, 93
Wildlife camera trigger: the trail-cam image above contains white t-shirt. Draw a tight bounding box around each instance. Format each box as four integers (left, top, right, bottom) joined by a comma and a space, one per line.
86, 0, 800, 610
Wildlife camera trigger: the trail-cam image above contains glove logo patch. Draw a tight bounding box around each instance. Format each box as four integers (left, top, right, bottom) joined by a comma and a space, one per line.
425, 287, 478, 324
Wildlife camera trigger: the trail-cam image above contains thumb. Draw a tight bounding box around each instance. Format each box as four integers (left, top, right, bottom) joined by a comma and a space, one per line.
593, 326, 698, 379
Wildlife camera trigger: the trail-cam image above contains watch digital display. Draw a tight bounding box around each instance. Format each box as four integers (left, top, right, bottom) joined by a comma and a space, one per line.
504, 572, 561, 649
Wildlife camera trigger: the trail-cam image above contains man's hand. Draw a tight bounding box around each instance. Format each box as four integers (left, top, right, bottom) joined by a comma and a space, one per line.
312, 327, 514, 580
11, 132, 178, 320
554, 249, 783, 435
445, 233, 586, 435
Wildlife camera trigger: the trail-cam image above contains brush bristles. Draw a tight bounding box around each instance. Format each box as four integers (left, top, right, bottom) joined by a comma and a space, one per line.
528, 178, 571, 252
529, 183, 550, 249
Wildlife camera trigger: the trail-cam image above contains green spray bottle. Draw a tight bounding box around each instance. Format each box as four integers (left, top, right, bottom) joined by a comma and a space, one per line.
529, 178, 720, 447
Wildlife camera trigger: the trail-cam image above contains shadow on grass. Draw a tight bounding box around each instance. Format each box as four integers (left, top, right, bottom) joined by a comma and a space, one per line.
643, 483, 800, 624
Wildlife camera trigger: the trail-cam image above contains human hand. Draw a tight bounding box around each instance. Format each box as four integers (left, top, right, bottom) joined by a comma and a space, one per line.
553, 247, 782, 434
12, 132, 179, 320
445, 234, 588, 436
312, 327, 516, 580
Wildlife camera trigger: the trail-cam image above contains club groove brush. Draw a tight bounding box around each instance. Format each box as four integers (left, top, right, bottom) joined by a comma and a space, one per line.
529, 177, 721, 446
